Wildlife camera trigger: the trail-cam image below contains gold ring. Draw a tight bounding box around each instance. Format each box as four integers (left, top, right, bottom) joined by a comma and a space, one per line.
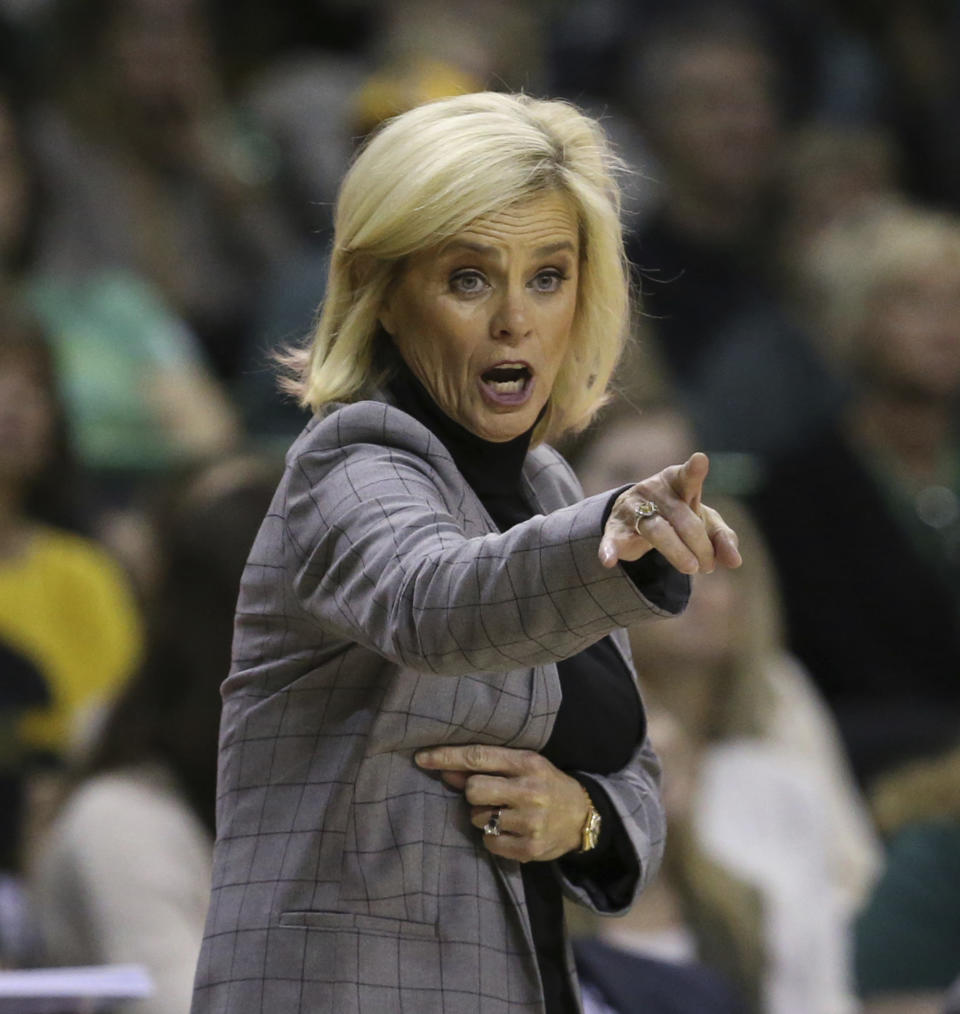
633, 499, 659, 534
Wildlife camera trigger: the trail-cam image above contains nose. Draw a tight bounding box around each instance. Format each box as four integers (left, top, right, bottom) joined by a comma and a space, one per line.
489, 285, 532, 344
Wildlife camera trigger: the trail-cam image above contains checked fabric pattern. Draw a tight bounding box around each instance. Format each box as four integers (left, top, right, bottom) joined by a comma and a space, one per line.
191, 399, 673, 1014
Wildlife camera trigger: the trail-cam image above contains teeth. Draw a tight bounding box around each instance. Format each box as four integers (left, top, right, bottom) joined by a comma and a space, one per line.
488, 378, 525, 393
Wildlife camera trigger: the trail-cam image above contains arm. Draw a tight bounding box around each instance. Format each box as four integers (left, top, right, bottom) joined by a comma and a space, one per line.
414, 734, 664, 916
281, 409, 738, 677
560, 739, 665, 913
282, 429, 680, 676
35, 774, 211, 1014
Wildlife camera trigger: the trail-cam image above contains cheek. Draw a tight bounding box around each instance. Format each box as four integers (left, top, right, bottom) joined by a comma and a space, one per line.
392, 306, 481, 407
546, 300, 577, 373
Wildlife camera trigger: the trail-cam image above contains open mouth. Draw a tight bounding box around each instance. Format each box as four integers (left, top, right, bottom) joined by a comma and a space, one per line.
480, 363, 532, 396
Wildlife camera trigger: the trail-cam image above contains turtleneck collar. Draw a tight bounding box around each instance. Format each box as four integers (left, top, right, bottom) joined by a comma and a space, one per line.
386, 355, 535, 502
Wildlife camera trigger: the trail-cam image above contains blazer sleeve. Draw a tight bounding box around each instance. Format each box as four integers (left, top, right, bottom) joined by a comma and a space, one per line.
558, 737, 666, 914
282, 405, 682, 676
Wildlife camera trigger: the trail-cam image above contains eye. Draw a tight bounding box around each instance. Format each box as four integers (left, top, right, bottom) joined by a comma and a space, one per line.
450, 269, 489, 296
530, 269, 567, 293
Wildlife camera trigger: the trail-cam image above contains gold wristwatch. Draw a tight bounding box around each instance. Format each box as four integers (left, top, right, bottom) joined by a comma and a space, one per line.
578, 790, 602, 853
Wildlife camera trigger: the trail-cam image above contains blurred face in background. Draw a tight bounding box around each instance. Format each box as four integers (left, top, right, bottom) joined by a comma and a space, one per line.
101, 0, 219, 162
777, 128, 900, 274
630, 565, 740, 669
862, 260, 960, 399
629, 567, 741, 742
577, 409, 696, 497
647, 38, 781, 206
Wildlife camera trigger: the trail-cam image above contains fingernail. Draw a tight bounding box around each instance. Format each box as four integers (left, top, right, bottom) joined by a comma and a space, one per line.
415, 751, 433, 766
599, 543, 615, 566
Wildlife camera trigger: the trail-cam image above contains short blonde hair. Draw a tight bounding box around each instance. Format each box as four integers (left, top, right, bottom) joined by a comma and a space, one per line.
283, 91, 630, 444
800, 199, 960, 368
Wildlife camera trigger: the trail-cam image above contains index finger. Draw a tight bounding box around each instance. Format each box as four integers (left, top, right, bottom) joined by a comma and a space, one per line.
670, 452, 709, 511
414, 744, 529, 775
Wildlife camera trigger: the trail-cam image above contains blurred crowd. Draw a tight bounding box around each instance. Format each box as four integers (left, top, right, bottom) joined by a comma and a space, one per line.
0, 0, 959, 1012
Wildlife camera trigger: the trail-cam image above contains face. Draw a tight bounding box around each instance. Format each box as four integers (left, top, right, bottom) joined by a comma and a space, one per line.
628, 568, 741, 743
630, 567, 740, 668
655, 41, 779, 200
106, 0, 215, 143
864, 262, 960, 398
577, 411, 696, 497
380, 191, 580, 442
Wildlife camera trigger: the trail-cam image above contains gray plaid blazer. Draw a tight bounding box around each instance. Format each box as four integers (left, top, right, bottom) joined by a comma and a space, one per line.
191, 397, 675, 1014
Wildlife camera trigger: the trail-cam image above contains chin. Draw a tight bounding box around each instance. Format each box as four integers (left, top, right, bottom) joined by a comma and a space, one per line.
476, 417, 533, 442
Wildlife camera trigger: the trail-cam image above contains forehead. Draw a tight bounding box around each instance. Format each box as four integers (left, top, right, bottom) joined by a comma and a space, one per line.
445, 191, 580, 253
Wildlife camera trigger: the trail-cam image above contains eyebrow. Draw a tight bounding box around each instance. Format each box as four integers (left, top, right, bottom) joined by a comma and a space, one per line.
440, 239, 577, 259
534, 240, 578, 258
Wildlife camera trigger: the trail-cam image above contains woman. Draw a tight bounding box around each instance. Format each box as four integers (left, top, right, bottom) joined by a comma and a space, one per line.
0, 76, 239, 495
192, 92, 740, 1014
748, 199, 960, 786
576, 407, 875, 1014
31, 456, 277, 1014
855, 744, 960, 1008
34, 0, 295, 380
0, 316, 142, 865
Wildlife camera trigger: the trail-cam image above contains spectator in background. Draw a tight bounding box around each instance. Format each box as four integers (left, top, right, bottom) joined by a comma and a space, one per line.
854, 746, 960, 1012
775, 122, 902, 281
0, 318, 143, 885
0, 75, 240, 507
29, 455, 278, 1014
573, 931, 745, 1014
749, 200, 960, 787
573, 405, 878, 1014
686, 121, 902, 461
30, 0, 295, 381
620, 2, 786, 388
823, 0, 960, 214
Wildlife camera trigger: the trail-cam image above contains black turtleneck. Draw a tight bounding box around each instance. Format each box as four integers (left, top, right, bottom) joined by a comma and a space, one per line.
387, 362, 672, 1014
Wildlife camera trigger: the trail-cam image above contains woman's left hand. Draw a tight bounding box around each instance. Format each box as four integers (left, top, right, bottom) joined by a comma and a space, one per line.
415, 745, 589, 862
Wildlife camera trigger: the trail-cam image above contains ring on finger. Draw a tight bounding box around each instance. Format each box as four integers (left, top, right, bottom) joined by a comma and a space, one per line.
482, 808, 503, 837
633, 499, 660, 534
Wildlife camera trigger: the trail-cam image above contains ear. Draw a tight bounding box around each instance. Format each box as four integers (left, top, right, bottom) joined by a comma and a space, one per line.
373, 285, 391, 336
377, 258, 406, 338
378, 297, 395, 338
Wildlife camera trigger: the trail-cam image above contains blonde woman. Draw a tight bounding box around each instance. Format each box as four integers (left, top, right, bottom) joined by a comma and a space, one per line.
575, 406, 878, 1014
749, 200, 960, 788
190, 93, 740, 1014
